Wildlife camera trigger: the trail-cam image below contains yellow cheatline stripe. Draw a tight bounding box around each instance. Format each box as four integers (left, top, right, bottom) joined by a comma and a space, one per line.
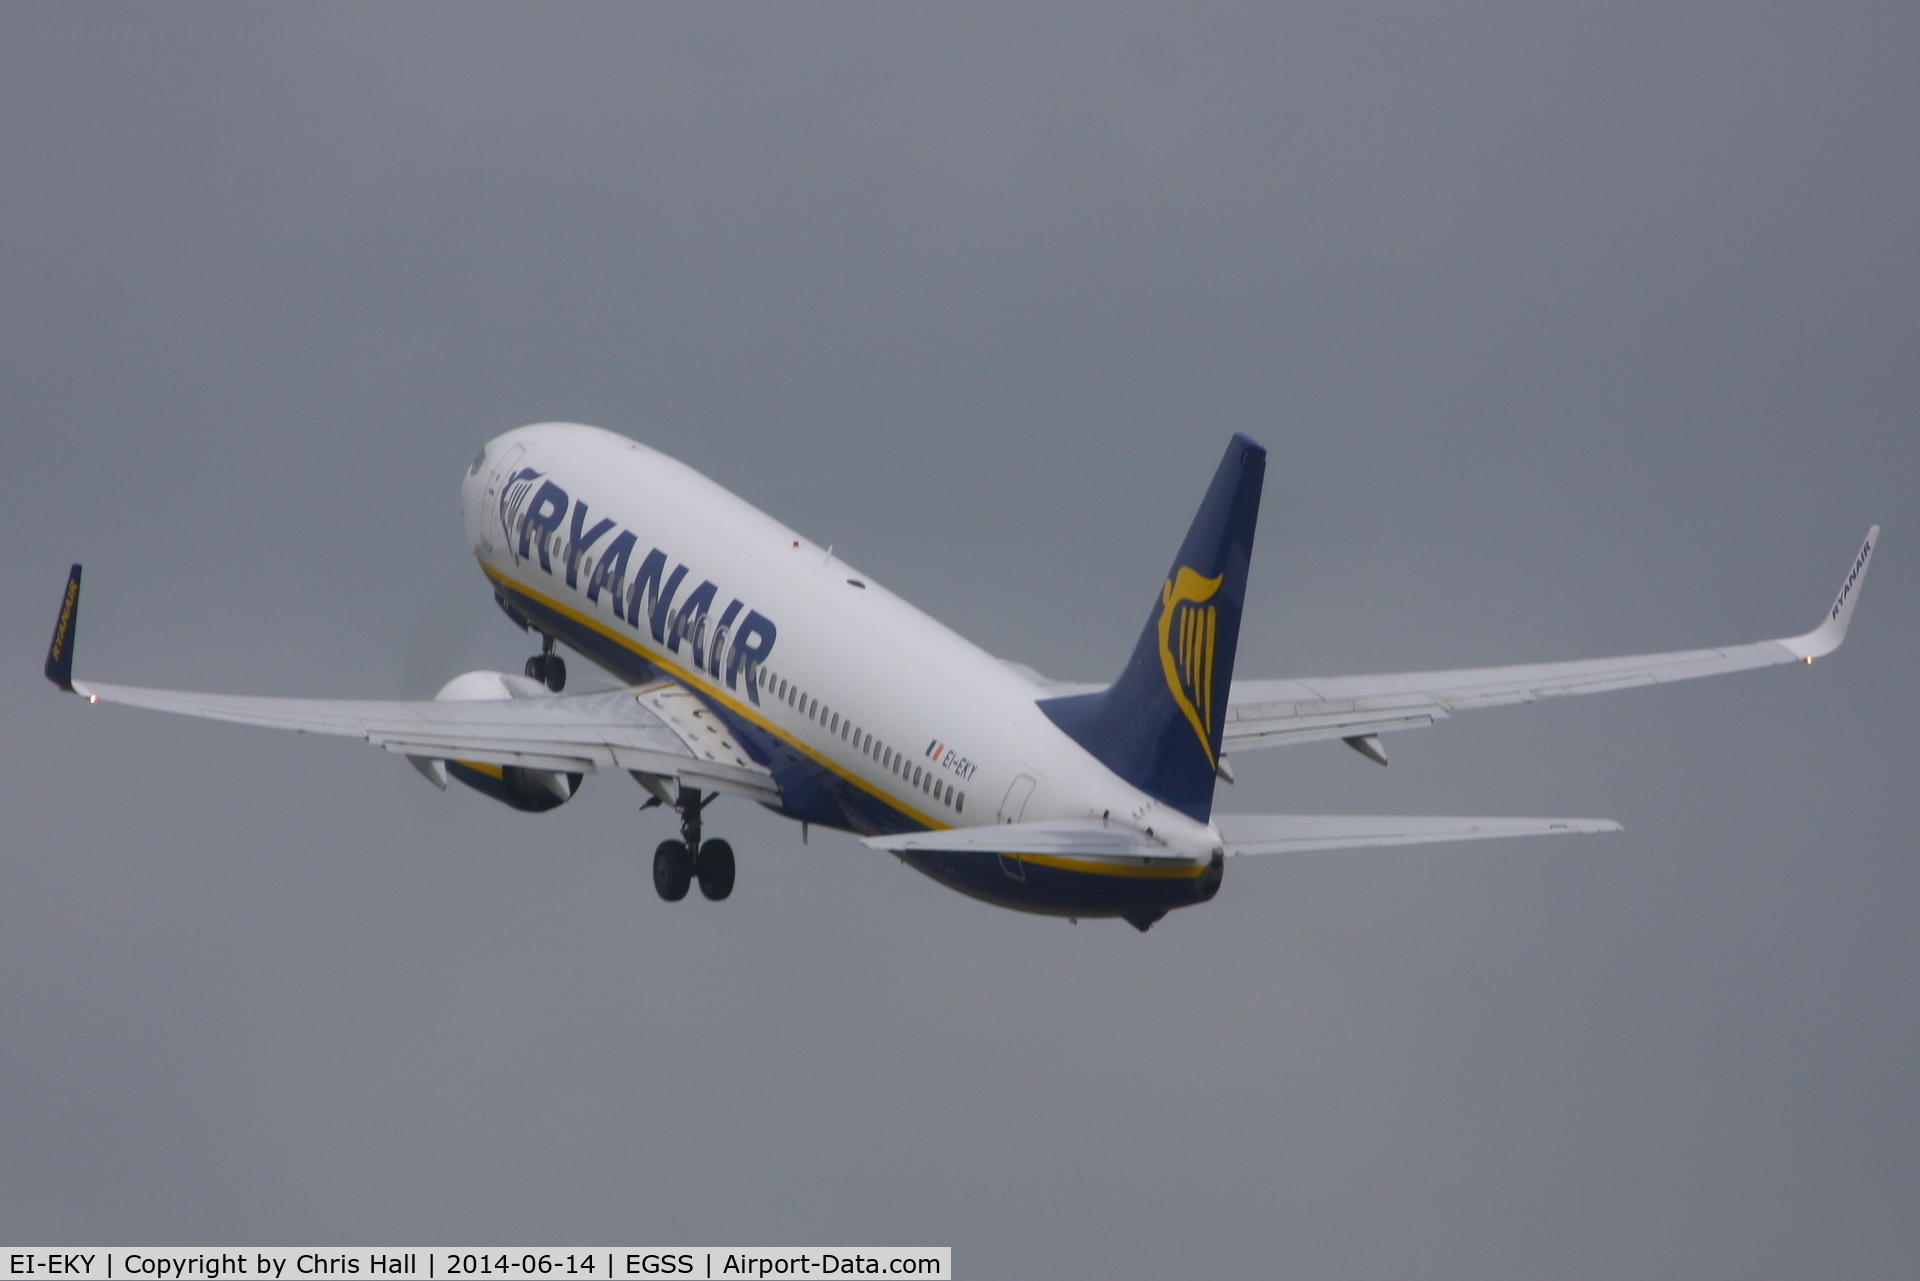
483, 563, 951, 831
452, 760, 503, 778
1014, 852, 1208, 880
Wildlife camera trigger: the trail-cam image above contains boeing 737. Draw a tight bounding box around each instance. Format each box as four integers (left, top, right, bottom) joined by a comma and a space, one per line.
44, 424, 1877, 930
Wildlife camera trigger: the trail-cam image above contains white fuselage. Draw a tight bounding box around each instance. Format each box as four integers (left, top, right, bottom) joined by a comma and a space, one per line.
461, 423, 1220, 862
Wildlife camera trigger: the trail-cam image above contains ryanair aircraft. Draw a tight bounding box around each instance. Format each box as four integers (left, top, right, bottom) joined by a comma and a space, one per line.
44, 424, 1878, 931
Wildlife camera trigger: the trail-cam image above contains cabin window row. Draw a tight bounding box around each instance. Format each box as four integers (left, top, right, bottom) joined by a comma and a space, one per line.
544, 535, 964, 816
759, 670, 964, 815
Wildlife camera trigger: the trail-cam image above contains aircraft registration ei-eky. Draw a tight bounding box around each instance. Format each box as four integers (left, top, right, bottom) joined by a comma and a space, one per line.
44, 424, 1878, 931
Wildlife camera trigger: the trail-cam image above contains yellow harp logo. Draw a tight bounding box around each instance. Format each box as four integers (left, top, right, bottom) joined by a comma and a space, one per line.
1157, 566, 1224, 765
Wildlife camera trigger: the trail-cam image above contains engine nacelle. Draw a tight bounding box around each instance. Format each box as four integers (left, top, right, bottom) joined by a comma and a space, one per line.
412, 670, 582, 812
445, 760, 582, 812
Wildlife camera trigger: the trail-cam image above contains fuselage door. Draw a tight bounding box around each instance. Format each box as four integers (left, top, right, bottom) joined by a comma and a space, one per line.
478, 444, 527, 555
996, 774, 1036, 880
1006, 775, 1036, 875
998, 774, 1036, 824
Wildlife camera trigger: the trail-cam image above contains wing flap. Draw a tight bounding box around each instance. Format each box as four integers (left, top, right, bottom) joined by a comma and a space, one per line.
378, 741, 603, 774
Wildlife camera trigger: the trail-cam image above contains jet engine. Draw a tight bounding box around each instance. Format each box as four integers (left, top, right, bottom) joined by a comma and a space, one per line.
409, 670, 582, 812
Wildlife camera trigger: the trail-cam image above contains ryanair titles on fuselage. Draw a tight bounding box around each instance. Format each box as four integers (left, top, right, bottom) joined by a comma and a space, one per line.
497, 468, 778, 703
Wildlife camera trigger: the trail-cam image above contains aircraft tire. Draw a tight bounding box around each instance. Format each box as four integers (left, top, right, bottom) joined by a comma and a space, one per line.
653, 839, 692, 901
522, 653, 567, 691
696, 839, 735, 901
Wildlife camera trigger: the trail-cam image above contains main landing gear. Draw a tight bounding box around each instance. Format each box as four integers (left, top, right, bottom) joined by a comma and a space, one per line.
652, 782, 735, 903
524, 633, 566, 692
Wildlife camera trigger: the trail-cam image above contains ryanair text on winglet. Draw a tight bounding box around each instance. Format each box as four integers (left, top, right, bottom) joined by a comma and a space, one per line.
1832, 534, 1873, 621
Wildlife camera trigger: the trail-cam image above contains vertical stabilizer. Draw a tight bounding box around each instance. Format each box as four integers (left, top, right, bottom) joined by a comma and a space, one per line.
1040, 435, 1266, 822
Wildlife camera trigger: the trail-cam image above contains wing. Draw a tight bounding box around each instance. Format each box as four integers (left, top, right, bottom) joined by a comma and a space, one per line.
67, 677, 778, 801
43, 566, 775, 802
1223, 527, 1878, 757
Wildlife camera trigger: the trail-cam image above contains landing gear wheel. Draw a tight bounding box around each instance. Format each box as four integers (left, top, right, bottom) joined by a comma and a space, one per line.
696, 839, 735, 901
523, 653, 567, 691
652, 839, 692, 901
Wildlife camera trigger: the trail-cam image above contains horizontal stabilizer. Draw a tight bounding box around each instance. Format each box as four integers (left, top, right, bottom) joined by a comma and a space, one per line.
863, 820, 1193, 863
1214, 812, 1620, 855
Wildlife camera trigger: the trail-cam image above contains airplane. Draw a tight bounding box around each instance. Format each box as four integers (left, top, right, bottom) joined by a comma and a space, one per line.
43, 423, 1878, 931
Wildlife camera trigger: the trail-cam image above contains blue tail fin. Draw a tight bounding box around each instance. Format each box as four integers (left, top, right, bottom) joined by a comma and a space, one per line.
1040, 434, 1266, 823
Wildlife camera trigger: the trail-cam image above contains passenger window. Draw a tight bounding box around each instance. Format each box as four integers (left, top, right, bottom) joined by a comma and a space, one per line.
956, 792, 964, 813
830, 713, 839, 733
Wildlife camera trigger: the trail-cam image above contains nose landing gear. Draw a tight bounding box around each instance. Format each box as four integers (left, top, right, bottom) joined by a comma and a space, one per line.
524, 634, 566, 691
651, 783, 735, 902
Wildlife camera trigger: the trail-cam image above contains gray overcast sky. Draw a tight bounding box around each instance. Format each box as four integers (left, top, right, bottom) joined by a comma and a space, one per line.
2, 5, 1915, 1276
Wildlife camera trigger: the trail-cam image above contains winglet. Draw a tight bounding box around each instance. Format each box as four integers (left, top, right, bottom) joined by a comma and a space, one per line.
1784, 527, 1878, 660
44, 565, 82, 692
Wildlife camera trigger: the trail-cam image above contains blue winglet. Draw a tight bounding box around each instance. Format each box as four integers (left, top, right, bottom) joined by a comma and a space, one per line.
45, 564, 81, 693
1040, 434, 1266, 822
